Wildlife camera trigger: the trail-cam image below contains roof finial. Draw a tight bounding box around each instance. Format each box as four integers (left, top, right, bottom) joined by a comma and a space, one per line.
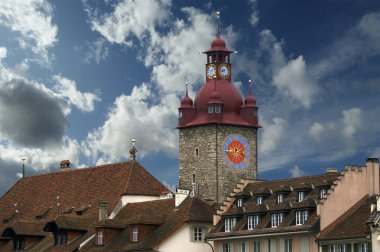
216, 11, 221, 36
129, 139, 137, 161
248, 79, 253, 96
21, 156, 26, 178
185, 81, 189, 96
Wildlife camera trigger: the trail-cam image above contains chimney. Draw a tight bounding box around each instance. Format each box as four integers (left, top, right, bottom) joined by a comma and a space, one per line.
98, 200, 108, 221
175, 188, 190, 208
60, 160, 70, 171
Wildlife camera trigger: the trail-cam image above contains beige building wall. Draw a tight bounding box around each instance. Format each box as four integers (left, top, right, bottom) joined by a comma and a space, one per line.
213, 234, 318, 252
317, 158, 379, 230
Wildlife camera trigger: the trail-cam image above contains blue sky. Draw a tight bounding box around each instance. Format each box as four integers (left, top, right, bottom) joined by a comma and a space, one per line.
0, 0, 379, 195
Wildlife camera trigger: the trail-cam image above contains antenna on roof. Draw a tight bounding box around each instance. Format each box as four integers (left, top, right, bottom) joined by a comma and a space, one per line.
129, 139, 137, 161
216, 11, 221, 36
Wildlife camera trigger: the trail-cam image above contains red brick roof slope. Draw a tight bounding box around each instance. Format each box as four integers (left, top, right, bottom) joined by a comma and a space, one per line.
317, 195, 373, 241
81, 197, 214, 251
0, 161, 168, 234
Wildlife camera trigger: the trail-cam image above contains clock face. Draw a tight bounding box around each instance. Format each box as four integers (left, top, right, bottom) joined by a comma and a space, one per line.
207, 64, 216, 79
223, 134, 250, 169
219, 64, 230, 79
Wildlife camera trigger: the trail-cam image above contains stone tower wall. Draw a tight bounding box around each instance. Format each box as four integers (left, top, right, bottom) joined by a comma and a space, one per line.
179, 124, 257, 203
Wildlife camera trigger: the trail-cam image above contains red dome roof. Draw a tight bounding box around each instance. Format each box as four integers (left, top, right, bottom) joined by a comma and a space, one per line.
208, 91, 222, 104
244, 95, 257, 107
205, 35, 232, 53
180, 94, 193, 108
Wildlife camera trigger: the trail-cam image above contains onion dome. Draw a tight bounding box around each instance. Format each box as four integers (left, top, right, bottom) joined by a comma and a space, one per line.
208, 90, 222, 104
180, 83, 193, 108
205, 35, 233, 53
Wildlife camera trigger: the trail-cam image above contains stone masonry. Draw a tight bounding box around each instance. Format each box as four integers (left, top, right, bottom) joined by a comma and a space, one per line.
179, 124, 257, 203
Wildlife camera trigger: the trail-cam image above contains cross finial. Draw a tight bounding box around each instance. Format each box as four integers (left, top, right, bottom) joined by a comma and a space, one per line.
216, 11, 221, 36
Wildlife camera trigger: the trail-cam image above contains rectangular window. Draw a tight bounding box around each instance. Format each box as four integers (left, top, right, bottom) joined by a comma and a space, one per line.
256, 196, 263, 205
14, 237, 25, 251
215, 105, 221, 113
237, 198, 243, 207
248, 215, 259, 230
359, 243, 369, 252
54, 231, 67, 246
225, 218, 237, 232
271, 213, 284, 227
193, 227, 203, 241
329, 245, 337, 252
253, 241, 261, 252
297, 192, 305, 202
208, 106, 213, 113
179, 111, 183, 118
277, 194, 284, 203
132, 225, 138, 242
285, 239, 293, 252
223, 242, 233, 252
238, 241, 249, 252
97, 230, 104, 245
296, 210, 309, 225
320, 189, 327, 199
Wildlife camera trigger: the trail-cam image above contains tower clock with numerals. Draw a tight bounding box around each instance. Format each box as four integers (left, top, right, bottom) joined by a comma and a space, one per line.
177, 34, 260, 203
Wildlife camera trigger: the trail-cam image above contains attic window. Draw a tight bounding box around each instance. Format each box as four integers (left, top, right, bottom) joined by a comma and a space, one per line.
131, 225, 138, 242
237, 198, 243, 207
256, 196, 263, 205
13, 236, 24, 251
97, 230, 104, 246
277, 194, 284, 203
271, 213, 284, 228
297, 191, 305, 202
247, 215, 260, 230
190, 226, 206, 242
54, 231, 67, 246
295, 210, 309, 225
224, 217, 237, 232
319, 188, 327, 199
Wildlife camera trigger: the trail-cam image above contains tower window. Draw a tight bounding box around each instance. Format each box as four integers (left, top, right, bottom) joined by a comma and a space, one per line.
179, 111, 182, 118
215, 105, 221, 113
195, 148, 199, 156
208, 106, 213, 113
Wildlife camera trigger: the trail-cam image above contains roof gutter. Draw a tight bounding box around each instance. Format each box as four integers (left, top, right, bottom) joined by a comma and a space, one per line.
206, 230, 311, 241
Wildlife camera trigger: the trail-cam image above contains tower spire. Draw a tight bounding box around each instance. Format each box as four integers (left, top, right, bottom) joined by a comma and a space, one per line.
129, 139, 137, 161
185, 81, 189, 96
216, 11, 221, 36
248, 79, 253, 96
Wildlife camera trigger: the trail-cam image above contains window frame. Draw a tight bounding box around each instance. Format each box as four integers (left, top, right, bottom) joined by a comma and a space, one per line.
222, 242, 233, 252
297, 191, 305, 202
215, 105, 221, 113
97, 230, 104, 246
285, 239, 293, 252
238, 241, 249, 252
208, 106, 213, 113
271, 213, 284, 228
132, 225, 138, 242
237, 198, 243, 207
14, 236, 25, 251
253, 240, 261, 252
277, 194, 284, 203
256, 196, 263, 205
54, 230, 67, 246
225, 217, 237, 232
295, 210, 309, 225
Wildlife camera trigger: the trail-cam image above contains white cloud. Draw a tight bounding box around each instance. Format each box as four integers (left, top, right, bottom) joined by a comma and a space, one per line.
84, 38, 109, 64
82, 83, 178, 164
0, 46, 6, 60
273, 56, 319, 108
0, 0, 58, 63
289, 165, 306, 178
260, 117, 287, 154
248, 0, 259, 27
53, 74, 101, 112
86, 0, 172, 44
309, 108, 364, 160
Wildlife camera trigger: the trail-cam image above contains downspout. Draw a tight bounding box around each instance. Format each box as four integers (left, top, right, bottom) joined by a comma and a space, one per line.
205, 239, 215, 252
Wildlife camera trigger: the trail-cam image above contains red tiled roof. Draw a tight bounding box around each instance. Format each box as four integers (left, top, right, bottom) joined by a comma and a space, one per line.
317, 195, 373, 241
0, 161, 168, 250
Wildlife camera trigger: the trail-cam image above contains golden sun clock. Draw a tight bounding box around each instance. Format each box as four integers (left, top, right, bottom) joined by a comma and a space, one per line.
223, 134, 250, 169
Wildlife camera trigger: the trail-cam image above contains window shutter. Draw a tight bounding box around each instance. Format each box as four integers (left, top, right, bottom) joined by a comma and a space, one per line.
189, 227, 195, 242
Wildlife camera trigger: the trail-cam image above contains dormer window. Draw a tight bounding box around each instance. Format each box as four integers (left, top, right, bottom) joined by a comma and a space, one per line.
13, 237, 24, 251
97, 230, 104, 246
237, 198, 243, 207
247, 215, 260, 230
277, 194, 284, 203
271, 213, 284, 228
319, 188, 327, 199
297, 191, 305, 202
295, 210, 309, 225
179, 111, 183, 118
131, 225, 138, 242
54, 231, 67, 246
256, 196, 263, 205
224, 217, 237, 232
208, 106, 213, 113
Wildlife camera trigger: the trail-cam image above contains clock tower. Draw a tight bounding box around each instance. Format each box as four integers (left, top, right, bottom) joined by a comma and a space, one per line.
177, 33, 260, 203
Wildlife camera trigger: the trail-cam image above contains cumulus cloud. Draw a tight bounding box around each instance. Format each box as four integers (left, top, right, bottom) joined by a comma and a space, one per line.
309, 108, 364, 160
53, 74, 101, 112
260, 117, 287, 154
0, 79, 67, 148
85, 0, 172, 44
0, 0, 58, 63
82, 83, 178, 163
289, 165, 306, 178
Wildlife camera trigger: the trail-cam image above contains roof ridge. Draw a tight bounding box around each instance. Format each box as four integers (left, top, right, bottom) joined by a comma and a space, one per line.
20, 161, 133, 179
252, 173, 340, 185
